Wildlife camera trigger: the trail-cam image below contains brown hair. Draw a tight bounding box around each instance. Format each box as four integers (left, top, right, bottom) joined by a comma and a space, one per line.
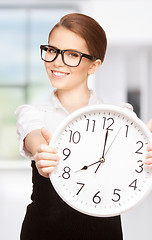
48, 13, 107, 61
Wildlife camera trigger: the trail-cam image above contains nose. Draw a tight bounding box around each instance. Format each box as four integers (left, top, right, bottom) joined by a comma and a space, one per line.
53, 53, 65, 67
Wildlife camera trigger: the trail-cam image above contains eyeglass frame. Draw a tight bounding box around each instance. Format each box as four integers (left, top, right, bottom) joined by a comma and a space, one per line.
40, 45, 97, 67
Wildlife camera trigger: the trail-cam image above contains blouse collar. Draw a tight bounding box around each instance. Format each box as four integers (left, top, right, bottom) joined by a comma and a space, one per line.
49, 89, 102, 113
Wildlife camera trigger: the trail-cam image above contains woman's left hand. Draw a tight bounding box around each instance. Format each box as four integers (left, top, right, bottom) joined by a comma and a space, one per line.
145, 143, 152, 168
144, 120, 152, 168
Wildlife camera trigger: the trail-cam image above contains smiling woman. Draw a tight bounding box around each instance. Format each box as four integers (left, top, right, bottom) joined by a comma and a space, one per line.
43, 26, 102, 113
15, 11, 152, 240
15, 13, 124, 240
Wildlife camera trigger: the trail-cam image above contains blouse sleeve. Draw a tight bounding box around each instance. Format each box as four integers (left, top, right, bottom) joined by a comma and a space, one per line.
15, 104, 44, 160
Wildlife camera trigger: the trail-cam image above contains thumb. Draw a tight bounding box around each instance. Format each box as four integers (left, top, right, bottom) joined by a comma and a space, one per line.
147, 119, 152, 133
41, 127, 51, 144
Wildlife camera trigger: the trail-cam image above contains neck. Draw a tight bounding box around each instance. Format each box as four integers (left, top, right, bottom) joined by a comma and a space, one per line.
56, 87, 90, 113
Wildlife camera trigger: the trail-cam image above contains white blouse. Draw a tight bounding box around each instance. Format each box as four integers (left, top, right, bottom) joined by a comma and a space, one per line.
15, 89, 133, 160
15, 90, 103, 160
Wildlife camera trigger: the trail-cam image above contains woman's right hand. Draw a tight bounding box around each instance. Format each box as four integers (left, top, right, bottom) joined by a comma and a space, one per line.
34, 128, 59, 178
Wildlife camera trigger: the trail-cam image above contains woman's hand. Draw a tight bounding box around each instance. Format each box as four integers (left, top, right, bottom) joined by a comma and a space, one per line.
144, 120, 152, 168
147, 119, 152, 133
145, 143, 152, 168
34, 128, 59, 178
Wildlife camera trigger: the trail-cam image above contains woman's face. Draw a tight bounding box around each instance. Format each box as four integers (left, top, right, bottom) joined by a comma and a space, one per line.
44, 26, 97, 91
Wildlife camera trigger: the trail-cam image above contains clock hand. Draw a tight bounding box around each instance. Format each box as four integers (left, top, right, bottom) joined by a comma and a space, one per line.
76, 128, 121, 174
94, 158, 105, 173
75, 160, 101, 173
77, 129, 109, 173
94, 129, 109, 173
94, 127, 122, 174
101, 129, 109, 159
104, 127, 122, 157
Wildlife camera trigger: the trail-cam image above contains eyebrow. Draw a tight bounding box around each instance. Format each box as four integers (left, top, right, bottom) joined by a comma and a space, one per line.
48, 44, 88, 53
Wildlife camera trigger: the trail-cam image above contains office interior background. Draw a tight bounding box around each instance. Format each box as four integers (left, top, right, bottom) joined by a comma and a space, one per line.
0, 0, 152, 239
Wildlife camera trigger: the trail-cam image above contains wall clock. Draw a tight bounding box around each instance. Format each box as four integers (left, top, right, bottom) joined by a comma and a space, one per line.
49, 104, 152, 217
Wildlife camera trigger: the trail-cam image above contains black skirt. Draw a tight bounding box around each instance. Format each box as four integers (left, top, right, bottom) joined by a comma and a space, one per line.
20, 161, 123, 240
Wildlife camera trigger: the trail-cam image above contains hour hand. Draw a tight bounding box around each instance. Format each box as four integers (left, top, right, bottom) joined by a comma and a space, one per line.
77, 165, 88, 172
75, 160, 101, 173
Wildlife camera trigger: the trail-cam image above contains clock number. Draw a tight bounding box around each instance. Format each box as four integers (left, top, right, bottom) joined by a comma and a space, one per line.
76, 183, 85, 195
62, 167, 71, 179
135, 141, 144, 154
129, 179, 137, 190
103, 117, 114, 131
92, 191, 101, 204
112, 189, 121, 202
63, 148, 71, 160
69, 130, 81, 144
125, 125, 129, 137
86, 119, 96, 132
135, 160, 143, 173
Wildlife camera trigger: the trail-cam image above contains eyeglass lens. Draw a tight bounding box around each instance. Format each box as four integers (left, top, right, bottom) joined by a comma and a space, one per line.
41, 46, 81, 67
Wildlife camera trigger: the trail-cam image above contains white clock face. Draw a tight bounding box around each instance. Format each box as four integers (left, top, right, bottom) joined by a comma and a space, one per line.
50, 105, 152, 217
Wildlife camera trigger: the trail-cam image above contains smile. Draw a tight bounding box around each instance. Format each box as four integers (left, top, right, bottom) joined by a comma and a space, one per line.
51, 70, 69, 78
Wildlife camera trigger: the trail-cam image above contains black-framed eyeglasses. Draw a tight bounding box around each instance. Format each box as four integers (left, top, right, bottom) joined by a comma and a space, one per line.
40, 45, 96, 67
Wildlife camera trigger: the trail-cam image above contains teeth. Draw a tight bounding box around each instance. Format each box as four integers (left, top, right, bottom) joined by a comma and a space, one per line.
53, 71, 65, 76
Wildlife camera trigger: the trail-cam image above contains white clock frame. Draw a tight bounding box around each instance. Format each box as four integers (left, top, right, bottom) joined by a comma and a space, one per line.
49, 104, 152, 217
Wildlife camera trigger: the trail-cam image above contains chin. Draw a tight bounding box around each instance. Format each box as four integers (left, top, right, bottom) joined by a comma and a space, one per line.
50, 79, 69, 89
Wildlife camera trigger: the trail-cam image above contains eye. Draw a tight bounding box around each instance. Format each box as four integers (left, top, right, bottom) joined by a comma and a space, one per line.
48, 47, 56, 54
67, 51, 80, 58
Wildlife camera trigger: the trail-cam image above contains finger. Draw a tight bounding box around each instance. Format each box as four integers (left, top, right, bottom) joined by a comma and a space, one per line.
34, 152, 59, 162
147, 119, 152, 133
144, 159, 152, 168
41, 127, 51, 144
38, 171, 50, 178
39, 166, 57, 177
144, 158, 152, 164
36, 144, 57, 154
146, 143, 152, 152
36, 160, 58, 168
145, 151, 152, 159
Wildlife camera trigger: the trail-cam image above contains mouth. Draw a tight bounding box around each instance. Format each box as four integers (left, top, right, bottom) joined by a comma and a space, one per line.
51, 70, 69, 78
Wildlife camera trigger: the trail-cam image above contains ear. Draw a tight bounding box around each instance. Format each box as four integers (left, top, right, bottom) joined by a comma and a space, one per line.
88, 59, 102, 75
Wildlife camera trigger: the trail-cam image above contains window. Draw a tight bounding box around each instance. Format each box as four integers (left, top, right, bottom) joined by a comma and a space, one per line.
0, 7, 76, 160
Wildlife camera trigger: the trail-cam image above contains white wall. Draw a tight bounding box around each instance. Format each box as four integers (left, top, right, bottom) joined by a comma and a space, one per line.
87, 0, 152, 122
90, 0, 152, 45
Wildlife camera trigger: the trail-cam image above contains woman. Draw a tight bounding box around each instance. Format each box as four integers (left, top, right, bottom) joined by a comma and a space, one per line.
15, 13, 152, 240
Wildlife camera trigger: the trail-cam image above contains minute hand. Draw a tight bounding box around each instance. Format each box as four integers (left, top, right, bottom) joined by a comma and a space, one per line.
101, 129, 109, 158
94, 129, 109, 173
